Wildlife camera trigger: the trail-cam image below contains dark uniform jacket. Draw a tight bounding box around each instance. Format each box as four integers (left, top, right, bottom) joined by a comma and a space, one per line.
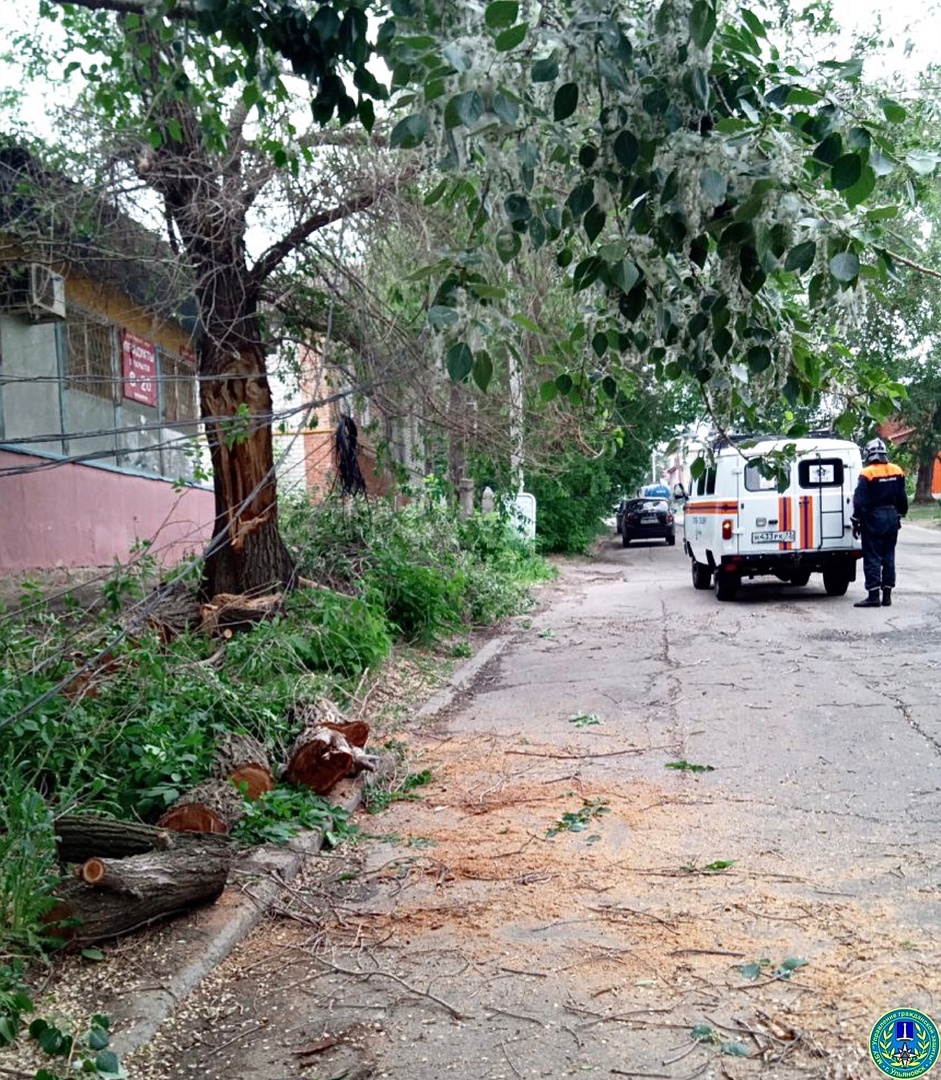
853, 462, 908, 534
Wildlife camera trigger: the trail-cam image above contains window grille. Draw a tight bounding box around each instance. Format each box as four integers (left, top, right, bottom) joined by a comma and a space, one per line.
65, 307, 117, 401
159, 350, 198, 425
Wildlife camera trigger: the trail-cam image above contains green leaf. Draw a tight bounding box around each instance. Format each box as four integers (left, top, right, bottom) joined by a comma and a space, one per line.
699, 168, 727, 205
445, 342, 474, 383
572, 256, 602, 292
703, 859, 735, 871
423, 179, 448, 206
584, 204, 606, 243
532, 56, 559, 82
785, 239, 816, 273
879, 97, 906, 123
472, 350, 493, 392
609, 258, 640, 294
813, 132, 842, 164
553, 82, 579, 121
444, 90, 484, 129
95, 1050, 121, 1075
565, 182, 595, 217
81, 947, 105, 961
512, 313, 545, 333
428, 305, 459, 328
870, 146, 895, 177
389, 113, 428, 149
830, 153, 862, 191
829, 251, 859, 283
689, 0, 717, 47
555, 373, 573, 394
778, 956, 809, 971
495, 228, 522, 263
592, 331, 608, 358
485, 0, 518, 27
492, 91, 520, 124
540, 379, 559, 402
843, 165, 875, 209
747, 345, 772, 373
741, 9, 767, 38
722, 1042, 750, 1057
613, 130, 639, 169
495, 23, 527, 50
87, 1026, 110, 1051
738, 962, 765, 980
505, 193, 532, 224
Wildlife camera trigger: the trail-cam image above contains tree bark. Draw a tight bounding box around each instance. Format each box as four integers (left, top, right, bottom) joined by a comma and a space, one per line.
156, 778, 245, 834
291, 697, 371, 749
914, 458, 933, 503
213, 732, 275, 800
54, 814, 176, 864
48, 841, 233, 946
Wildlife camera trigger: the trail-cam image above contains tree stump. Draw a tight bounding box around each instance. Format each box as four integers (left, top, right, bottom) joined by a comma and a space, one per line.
156, 778, 245, 834
212, 733, 275, 800
48, 839, 233, 946
284, 726, 375, 795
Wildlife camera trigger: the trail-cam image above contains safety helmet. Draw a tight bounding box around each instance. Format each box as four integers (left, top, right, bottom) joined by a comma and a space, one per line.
864, 437, 888, 464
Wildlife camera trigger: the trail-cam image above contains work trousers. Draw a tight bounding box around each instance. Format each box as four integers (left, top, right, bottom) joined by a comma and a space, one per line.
861, 528, 899, 591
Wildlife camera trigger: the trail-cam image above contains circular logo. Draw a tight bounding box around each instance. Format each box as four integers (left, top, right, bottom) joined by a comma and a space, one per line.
870, 1009, 940, 1078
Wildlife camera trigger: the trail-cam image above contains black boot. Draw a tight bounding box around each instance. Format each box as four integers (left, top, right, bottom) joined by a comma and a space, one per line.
854, 589, 882, 608
882, 588, 892, 607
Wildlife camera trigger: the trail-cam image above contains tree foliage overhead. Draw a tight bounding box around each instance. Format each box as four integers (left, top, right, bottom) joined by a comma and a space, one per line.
377, 0, 935, 433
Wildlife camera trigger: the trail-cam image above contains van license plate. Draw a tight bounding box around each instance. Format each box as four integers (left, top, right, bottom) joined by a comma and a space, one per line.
752, 530, 795, 543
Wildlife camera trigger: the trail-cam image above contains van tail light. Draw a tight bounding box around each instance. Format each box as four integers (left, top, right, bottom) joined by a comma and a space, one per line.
721, 519, 734, 540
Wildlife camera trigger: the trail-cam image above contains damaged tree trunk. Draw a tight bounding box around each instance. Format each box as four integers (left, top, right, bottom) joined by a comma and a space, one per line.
284, 726, 375, 795
156, 778, 245, 834
49, 839, 233, 946
213, 732, 275, 800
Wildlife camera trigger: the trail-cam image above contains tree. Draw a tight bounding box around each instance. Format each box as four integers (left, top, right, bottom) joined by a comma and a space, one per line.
16, 0, 404, 595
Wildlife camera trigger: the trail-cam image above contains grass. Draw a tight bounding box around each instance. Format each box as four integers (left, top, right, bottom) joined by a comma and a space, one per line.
907, 502, 941, 526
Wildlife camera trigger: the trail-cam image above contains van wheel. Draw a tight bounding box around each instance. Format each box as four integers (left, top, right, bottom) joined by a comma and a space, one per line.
691, 560, 712, 590
788, 571, 811, 587
714, 570, 739, 602
822, 568, 850, 596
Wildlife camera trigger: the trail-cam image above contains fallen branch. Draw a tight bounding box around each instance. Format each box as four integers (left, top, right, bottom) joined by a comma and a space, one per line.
315, 956, 467, 1020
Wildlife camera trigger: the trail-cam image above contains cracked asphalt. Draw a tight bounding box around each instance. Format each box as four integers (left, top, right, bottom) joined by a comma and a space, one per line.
130, 524, 941, 1080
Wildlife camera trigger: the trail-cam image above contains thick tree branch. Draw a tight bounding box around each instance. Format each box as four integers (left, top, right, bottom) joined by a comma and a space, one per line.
884, 250, 941, 281
52, 0, 194, 17
249, 190, 381, 287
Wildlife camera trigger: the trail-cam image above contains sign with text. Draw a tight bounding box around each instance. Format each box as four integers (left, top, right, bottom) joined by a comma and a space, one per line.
121, 330, 158, 407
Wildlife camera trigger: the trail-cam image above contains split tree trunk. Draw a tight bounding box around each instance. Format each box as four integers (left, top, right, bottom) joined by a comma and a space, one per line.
284, 726, 375, 795
156, 778, 245, 834
213, 732, 275, 800
49, 840, 233, 946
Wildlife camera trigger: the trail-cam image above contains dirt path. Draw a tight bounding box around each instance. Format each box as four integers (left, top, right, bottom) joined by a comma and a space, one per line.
125, 540, 941, 1080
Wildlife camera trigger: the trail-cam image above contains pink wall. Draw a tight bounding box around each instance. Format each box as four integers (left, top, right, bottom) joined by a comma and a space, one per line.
0, 450, 215, 572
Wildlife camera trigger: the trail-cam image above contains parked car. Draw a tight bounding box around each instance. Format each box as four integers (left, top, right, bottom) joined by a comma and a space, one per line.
620, 498, 676, 547
615, 497, 629, 535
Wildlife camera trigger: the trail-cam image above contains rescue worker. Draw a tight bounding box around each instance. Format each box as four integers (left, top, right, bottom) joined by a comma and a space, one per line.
852, 438, 908, 607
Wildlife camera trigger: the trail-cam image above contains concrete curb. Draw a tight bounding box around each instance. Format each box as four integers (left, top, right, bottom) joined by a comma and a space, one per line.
112, 637, 511, 1060
416, 635, 509, 719
111, 780, 365, 1059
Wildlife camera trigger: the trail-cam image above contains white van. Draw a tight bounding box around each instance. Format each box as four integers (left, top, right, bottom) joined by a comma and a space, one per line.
676, 436, 864, 601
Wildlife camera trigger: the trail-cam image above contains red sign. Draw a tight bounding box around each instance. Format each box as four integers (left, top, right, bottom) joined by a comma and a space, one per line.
121, 330, 158, 407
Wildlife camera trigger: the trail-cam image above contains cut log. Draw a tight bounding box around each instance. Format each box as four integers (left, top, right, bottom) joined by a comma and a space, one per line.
212, 732, 275, 800
290, 696, 370, 748
55, 814, 175, 864
156, 778, 245, 834
48, 839, 233, 946
54, 814, 235, 865
284, 725, 375, 795
200, 592, 284, 636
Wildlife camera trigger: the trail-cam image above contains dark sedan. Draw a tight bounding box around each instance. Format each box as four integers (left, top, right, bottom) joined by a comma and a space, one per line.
620, 498, 676, 547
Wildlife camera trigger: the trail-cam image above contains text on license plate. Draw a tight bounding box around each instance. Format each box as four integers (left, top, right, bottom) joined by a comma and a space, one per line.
752, 530, 796, 543
641, 516, 657, 524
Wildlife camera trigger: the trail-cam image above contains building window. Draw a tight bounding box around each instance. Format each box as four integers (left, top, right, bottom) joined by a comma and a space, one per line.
159, 349, 198, 425
65, 306, 117, 401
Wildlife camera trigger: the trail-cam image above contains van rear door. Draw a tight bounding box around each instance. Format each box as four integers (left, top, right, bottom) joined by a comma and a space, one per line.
739, 460, 794, 552
795, 454, 853, 550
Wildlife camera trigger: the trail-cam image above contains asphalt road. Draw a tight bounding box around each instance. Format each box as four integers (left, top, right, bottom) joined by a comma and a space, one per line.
134, 524, 941, 1080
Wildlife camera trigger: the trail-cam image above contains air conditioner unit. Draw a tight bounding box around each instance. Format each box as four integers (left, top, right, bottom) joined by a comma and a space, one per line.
0, 263, 66, 322
27, 263, 66, 321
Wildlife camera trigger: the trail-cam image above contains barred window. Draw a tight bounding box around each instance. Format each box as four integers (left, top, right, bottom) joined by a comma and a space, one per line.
65, 307, 117, 401
159, 350, 198, 425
